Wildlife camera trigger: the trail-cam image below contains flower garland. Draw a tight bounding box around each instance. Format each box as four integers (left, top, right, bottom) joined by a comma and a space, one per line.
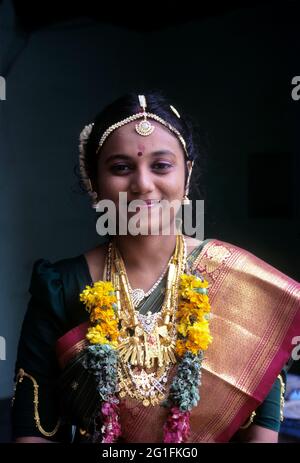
79, 281, 121, 442
163, 273, 212, 443
79, 273, 212, 443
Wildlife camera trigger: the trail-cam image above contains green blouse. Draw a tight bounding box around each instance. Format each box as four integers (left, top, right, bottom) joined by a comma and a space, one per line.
12, 243, 284, 441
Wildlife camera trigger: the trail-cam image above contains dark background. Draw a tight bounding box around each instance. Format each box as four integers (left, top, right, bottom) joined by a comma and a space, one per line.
0, 0, 299, 441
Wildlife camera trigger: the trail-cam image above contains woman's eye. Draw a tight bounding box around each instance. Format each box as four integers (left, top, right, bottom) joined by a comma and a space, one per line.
110, 164, 131, 173
153, 163, 172, 171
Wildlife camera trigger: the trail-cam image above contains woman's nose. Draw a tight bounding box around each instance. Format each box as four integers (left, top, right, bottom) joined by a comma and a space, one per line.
129, 167, 155, 195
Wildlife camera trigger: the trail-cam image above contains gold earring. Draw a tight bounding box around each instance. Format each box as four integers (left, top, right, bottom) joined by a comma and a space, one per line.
182, 193, 190, 205
182, 161, 194, 205
92, 196, 101, 210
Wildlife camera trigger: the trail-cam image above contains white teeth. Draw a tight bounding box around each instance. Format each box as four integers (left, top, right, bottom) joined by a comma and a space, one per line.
128, 199, 161, 204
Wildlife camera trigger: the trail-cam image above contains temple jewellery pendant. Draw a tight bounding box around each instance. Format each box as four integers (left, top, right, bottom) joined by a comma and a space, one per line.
118, 311, 174, 406
118, 309, 176, 371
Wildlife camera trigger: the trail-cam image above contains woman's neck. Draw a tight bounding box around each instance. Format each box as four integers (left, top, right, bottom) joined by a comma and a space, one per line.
112, 234, 178, 272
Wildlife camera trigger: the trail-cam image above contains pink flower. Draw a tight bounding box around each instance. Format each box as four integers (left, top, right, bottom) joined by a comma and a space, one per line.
100, 400, 122, 443
163, 406, 191, 443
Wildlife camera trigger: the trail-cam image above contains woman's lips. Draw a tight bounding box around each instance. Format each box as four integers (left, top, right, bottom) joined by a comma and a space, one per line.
127, 199, 161, 208
139, 199, 160, 207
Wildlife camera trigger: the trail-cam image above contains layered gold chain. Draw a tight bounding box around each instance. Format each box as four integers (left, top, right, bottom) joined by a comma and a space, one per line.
104, 234, 186, 406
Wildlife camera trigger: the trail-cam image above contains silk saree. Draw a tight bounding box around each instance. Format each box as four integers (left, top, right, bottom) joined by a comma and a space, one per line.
53, 239, 300, 442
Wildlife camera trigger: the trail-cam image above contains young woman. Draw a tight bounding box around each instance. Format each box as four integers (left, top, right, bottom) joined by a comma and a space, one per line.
12, 92, 300, 443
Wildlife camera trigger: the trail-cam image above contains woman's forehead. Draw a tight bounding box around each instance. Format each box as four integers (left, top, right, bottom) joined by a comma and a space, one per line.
100, 120, 183, 155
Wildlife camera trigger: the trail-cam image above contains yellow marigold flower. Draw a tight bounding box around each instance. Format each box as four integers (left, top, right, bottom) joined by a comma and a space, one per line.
177, 304, 209, 326
177, 322, 188, 337
80, 281, 120, 347
99, 308, 116, 321
184, 343, 199, 355
180, 274, 208, 290
188, 292, 209, 306
175, 339, 186, 357
86, 325, 118, 346
90, 307, 116, 323
176, 273, 212, 354
101, 321, 118, 338
80, 282, 116, 312
177, 302, 201, 319
94, 280, 115, 291
94, 324, 104, 334
86, 327, 107, 345
187, 321, 212, 351
180, 274, 208, 302
90, 307, 102, 322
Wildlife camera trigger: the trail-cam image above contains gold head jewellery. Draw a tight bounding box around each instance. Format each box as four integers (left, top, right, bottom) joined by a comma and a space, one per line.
135, 95, 155, 136
170, 104, 181, 118
96, 94, 189, 159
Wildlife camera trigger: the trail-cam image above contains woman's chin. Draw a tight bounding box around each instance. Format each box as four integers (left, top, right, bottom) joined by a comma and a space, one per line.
115, 206, 180, 236
126, 218, 178, 236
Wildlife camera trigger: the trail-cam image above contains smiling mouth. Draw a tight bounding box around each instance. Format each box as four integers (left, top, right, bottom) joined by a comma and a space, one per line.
127, 199, 161, 206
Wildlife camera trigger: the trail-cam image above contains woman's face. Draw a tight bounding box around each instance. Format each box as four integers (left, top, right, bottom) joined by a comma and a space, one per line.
96, 120, 191, 234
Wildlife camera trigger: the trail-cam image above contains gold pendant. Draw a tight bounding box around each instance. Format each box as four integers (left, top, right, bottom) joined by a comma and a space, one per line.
135, 119, 155, 137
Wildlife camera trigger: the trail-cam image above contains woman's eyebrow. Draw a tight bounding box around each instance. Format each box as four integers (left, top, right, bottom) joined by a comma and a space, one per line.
105, 154, 131, 164
105, 150, 176, 163
151, 150, 176, 158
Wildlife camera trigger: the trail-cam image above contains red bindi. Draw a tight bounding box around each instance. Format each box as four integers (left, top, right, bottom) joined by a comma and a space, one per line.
137, 151, 143, 157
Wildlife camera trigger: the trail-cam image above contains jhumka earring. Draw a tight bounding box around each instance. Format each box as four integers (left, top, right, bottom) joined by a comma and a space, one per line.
182, 161, 194, 205
135, 95, 155, 136
87, 178, 100, 209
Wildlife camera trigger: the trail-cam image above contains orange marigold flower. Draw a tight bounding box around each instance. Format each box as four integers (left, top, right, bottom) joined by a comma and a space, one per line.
175, 339, 186, 357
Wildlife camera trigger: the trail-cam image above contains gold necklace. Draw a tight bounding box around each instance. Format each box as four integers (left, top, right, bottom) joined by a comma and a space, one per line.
128, 260, 171, 308
104, 234, 187, 406
104, 241, 172, 308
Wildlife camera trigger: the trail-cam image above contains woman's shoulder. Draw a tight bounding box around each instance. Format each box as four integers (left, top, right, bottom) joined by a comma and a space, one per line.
30, 254, 83, 281
29, 250, 96, 299
27, 251, 99, 326
184, 236, 204, 253
192, 238, 300, 290
184, 236, 216, 260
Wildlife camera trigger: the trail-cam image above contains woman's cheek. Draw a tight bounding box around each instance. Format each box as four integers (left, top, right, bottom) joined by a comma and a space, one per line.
98, 176, 126, 197
161, 177, 184, 197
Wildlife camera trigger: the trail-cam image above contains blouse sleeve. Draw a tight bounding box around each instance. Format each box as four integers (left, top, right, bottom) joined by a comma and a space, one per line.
252, 371, 286, 432
12, 259, 72, 441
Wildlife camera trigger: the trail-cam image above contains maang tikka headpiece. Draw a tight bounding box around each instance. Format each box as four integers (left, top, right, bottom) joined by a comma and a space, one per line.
96, 94, 189, 158
135, 95, 155, 136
